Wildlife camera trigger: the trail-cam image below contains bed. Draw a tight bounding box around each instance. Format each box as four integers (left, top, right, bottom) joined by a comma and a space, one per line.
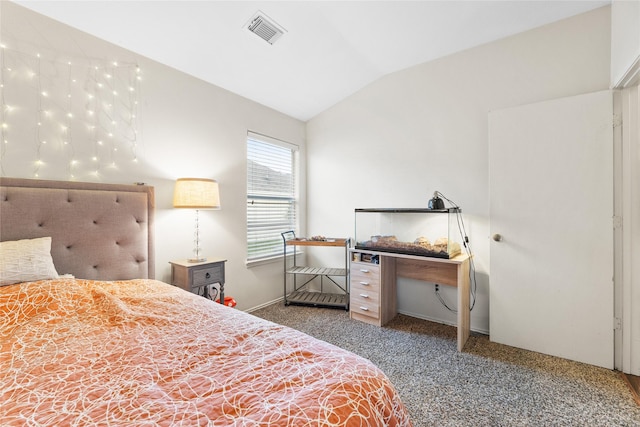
0, 178, 412, 426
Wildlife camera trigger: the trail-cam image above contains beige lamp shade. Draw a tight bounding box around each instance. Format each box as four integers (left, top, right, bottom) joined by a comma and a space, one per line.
173, 178, 220, 209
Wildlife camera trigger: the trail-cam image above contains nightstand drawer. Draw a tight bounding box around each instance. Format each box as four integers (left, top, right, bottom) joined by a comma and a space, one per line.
192, 265, 223, 288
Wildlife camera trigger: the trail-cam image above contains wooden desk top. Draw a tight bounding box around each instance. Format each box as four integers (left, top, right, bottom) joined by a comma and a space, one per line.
286, 238, 349, 247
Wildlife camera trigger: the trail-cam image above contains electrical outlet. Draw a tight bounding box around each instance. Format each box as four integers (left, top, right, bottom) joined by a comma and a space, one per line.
435, 284, 439, 292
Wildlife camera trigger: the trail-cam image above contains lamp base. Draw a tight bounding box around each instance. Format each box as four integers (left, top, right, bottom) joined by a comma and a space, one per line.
188, 257, 207, 263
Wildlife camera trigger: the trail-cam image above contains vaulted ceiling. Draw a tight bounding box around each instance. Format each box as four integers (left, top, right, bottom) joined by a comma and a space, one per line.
14, 1, 610, 121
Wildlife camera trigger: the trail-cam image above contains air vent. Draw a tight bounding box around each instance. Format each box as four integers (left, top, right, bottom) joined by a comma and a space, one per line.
246, 11, 285, 45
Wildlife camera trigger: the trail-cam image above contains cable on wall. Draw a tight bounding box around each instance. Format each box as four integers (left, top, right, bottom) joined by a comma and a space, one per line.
431, 191, 478, 313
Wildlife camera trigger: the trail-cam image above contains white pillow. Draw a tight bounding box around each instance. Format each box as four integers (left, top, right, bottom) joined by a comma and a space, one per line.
0, 237, 60, 286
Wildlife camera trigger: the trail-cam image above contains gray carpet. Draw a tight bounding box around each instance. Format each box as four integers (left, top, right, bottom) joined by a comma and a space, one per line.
250, 303, 640, 426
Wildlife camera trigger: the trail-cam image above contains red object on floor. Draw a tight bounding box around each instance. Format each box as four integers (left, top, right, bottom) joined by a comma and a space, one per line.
216, 296, 237, 308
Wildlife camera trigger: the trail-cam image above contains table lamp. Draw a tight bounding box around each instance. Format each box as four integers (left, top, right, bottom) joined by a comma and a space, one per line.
173, 178, 220, 262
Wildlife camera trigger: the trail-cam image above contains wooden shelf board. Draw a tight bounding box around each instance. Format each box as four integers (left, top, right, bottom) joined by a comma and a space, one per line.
286, 266, 346, 276
286, 290, 348, 309
285, 238, 349, 247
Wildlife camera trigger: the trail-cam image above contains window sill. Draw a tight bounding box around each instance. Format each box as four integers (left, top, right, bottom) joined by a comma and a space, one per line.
245, 250, 303, 268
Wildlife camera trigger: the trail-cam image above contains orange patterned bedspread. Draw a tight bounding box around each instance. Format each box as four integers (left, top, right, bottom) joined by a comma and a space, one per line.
0, 279, 411, 426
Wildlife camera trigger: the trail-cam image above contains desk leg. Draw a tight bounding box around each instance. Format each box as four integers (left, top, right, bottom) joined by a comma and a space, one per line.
457, 258, 471, 351
219, 281, 225, 305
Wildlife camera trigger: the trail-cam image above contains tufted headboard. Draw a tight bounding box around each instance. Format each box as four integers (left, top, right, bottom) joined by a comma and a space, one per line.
0, 178, 154, 280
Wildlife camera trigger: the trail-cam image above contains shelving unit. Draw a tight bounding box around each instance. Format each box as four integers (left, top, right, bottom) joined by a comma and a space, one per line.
281, 231, 350, 310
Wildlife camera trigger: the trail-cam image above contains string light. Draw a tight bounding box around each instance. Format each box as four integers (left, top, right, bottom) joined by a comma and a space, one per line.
0, 45, 142, 179
64, 60, 75, 180
0, 44, 6, 176
34, 52, 44, 177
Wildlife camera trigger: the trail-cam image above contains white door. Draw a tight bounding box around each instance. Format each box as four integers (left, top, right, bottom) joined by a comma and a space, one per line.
489, 90, 614, 369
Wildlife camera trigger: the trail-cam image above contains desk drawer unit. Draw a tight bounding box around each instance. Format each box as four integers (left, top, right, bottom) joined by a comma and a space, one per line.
350, 261, 382, 324
349, 253, 397, 327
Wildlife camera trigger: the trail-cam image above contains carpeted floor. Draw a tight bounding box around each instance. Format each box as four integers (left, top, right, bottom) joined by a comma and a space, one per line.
250, 302, 640, 427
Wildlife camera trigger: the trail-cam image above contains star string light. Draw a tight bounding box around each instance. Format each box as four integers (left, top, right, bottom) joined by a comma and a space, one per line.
34, 53, 44, 178
0, 44, 142, 180
0, 44, 7, 176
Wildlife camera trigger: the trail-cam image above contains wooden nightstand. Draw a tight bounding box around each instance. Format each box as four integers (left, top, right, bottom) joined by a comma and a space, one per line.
169, 258, 227, 304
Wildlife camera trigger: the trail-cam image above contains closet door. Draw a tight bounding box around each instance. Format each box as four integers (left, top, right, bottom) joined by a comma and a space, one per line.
489, 90, 614, 369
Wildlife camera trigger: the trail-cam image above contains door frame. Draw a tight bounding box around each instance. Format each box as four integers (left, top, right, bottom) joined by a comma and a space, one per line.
613, 90, 623, 371
616, 85, 640, 375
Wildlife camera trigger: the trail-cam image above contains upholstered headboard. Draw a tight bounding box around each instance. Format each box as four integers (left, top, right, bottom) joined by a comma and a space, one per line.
0, 178, 154, 280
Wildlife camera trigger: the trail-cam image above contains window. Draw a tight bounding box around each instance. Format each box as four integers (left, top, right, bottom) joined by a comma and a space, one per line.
247, 132, 298, 261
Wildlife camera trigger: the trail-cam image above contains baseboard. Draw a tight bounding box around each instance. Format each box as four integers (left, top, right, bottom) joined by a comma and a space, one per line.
397, 309, 489, 336
621, 372, 640, 406
246, 296, 284, 313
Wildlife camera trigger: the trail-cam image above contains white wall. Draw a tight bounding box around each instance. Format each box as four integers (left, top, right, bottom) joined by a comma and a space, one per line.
0, 2, 306, 311
306, 7, 611, 334
611, 0, 640, 87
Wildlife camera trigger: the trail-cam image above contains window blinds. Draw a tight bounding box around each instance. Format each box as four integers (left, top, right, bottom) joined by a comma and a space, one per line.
247, 133, 297, 260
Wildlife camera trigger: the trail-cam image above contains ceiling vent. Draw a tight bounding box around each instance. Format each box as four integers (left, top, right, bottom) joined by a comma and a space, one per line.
246, 11, 286, 45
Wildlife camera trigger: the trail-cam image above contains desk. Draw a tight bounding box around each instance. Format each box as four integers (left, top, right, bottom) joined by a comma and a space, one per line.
350, 249, 470, 351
